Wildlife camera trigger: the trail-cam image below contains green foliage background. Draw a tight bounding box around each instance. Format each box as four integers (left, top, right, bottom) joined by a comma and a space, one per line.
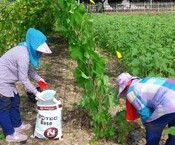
93, 13, 175, 78
0, 0, 55, 54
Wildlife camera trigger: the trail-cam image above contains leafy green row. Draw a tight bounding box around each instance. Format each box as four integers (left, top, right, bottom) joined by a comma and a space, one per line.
0, 0, 54, 55
52, 0, 120, 139
93, 13, 175, 78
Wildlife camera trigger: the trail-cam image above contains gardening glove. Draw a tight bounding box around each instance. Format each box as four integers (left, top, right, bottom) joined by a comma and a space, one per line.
37, 78, 47, 90
27, 87, 42, 104
35, 91, 45, 101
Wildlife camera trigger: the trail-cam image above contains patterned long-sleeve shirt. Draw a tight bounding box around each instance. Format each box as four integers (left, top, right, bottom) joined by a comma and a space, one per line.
0, 46, 41, 97
127, 77, 175, 123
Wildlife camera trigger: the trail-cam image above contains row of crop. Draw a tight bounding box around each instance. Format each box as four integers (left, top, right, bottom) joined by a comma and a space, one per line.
0, 0, 54, 55
93, 13, 175, 78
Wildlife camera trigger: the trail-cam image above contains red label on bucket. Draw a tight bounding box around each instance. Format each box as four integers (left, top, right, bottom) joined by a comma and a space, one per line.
38, 106, 57, 110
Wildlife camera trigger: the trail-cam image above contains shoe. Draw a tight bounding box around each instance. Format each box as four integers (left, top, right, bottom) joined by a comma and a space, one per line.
14, 123, 31, 132
6, 132, 27, 142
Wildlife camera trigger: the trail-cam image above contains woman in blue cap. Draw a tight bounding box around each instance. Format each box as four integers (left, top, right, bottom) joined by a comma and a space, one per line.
116, 72, 175, 145
0, 28, 52, 142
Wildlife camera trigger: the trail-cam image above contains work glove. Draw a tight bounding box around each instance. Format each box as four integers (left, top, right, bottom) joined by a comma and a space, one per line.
27, 87, 42, 104
37, 78, 47, 90
35, 91, 45, 101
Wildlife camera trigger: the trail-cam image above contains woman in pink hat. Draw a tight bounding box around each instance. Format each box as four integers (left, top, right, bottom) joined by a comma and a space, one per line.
116, 72, 175, 145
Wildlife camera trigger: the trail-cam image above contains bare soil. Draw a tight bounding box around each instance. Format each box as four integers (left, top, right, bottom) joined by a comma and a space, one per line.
0, 35, 168, 145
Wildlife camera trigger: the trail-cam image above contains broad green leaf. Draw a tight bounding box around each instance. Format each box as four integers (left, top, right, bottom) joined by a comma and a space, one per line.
165, 127, 175, 136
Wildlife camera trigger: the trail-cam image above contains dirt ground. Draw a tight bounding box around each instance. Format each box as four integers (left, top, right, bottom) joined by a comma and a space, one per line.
0, 35, 168, 145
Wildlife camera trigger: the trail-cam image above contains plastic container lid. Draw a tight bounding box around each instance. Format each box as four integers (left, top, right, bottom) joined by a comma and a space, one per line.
40, 90, 56, 101
37, 99, 56, 106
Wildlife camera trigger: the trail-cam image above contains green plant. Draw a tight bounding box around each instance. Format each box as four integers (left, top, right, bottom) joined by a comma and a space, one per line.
115, 111, 134, 144
0, 0, 55, 54
165, 127, 175, 136
93, 14, 175, 78
51, 0, 118, 139
0, 132, 5, 140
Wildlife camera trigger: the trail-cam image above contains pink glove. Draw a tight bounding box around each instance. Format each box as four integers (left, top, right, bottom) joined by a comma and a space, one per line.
37, 78, 47, 90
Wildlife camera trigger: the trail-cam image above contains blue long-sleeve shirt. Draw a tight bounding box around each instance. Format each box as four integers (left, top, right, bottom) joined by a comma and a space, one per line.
0, 46, 41, 97
127, 77, 175, 123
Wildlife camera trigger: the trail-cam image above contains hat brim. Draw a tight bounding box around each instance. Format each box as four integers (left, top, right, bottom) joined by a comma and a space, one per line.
117, 87, 126, 98
36, 42, 52, 54
117, 76, 139, 98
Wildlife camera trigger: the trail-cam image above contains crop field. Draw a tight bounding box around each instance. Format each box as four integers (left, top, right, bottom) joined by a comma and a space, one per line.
0, 0, 175, 144
93, 13, 175, 78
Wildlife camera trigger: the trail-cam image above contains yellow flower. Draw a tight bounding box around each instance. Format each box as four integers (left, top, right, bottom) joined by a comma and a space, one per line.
90, 0, 95, 4
116, 51, 122, 59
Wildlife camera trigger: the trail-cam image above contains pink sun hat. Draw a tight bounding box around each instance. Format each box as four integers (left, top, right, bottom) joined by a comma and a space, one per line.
116, 72, 139, 98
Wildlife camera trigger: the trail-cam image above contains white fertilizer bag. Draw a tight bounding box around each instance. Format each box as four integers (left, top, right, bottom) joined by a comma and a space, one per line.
32, 90, 63, 140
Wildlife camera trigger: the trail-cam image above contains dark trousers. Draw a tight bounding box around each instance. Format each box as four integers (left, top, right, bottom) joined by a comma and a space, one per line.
0, 93, 21, 136
145, 113, 175, 145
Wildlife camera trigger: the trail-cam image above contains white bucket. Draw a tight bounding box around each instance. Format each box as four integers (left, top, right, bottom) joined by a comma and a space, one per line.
33, 90, 63, 140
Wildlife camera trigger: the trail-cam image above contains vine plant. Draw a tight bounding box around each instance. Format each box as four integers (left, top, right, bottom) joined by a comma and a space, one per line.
51, 0, 117, 139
